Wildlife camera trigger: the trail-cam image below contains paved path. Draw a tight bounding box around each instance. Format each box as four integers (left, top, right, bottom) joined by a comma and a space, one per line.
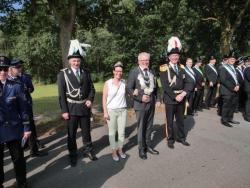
3, 107, 250, 188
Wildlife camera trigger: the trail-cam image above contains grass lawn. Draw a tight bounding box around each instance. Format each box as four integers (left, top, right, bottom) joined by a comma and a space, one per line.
32, 82, 104, 135
32, 82, 104, 116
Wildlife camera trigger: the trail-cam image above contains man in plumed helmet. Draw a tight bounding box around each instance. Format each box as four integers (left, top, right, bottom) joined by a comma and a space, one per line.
57, 40, 97, 167
219, 50, 240, 127
243, 56, 250, 122
159, 36, 192, 149
0, 56, 31, 188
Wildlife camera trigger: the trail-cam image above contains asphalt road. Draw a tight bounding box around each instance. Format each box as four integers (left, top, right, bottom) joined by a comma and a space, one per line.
3, 107, 250, 188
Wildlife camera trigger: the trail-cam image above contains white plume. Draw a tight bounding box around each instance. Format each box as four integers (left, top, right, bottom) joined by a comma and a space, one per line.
167, 36, 182, 52
68, 39, 91, 57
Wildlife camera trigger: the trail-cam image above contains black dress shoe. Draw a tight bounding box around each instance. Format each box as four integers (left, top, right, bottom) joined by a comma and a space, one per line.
139, 150, 147, 160
84, 151, 98, 161
222, 121, 233, 127
229, 120, 240, 124
30, 150, 48, 157
167, 142, 174, 149
147, 147, 159, 155
176, 139, 190, 146
69, 157, 77, 167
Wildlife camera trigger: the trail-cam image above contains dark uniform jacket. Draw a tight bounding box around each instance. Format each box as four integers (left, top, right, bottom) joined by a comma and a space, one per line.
57, 67, 95, 116
159, 63, 192, 104
204, 64, 218, 85
219, 65, 239, 96
244, 66, 250, 93
127, 66, 160, 110
9, 74, 34, 113
193, 67, 204, 90
184, 67, 196, 92
0, 79, 30, 143
236, 67, 244, 86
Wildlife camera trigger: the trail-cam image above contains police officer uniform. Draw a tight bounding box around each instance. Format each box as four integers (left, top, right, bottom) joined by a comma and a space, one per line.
159, 37, 192, 149
204, 56, 219, 108
219, 51, 240, 127
57, 40, 96, 166
8, 60, 46, 157
0, 56, 30, 188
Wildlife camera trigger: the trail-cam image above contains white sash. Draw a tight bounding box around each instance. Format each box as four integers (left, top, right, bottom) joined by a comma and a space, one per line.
194, 67, 203, 76
208, 64, 218, 75
224, 65, 238, 85
236, 67, 244, 80
185, 67, 196, 82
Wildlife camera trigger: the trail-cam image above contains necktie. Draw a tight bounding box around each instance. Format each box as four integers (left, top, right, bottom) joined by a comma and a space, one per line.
174, 65, 178, 73
76, 69, 80, 82
143, 68, 150, 87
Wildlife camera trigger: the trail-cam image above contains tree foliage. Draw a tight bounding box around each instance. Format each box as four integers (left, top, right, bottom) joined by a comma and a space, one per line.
0, 0, 249, 83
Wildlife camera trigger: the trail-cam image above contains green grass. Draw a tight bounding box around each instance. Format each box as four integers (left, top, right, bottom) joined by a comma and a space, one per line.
32, 82, 104, 116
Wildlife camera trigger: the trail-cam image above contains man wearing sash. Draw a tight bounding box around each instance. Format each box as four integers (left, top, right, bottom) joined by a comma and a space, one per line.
127, 52, 161, 160
193, 57, 205, 113
159, 37, 192, 149
235, 57, 246, 112
243, 56, 250, 122
184, 58, 196, 116
204, 56, 219, 109
57, 40, 97, 167
219, 51, 240, 127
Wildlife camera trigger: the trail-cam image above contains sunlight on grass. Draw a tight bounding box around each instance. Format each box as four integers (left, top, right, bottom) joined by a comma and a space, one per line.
32, 82, 104, 116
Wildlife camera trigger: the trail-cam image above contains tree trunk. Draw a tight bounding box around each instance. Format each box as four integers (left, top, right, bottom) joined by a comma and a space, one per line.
48, 0, 77, 68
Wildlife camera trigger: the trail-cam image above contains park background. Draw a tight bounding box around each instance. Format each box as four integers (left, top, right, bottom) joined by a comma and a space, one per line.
1, 0, 250, 134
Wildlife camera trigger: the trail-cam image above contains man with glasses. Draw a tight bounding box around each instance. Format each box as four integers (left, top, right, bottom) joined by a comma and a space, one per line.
127, 52, 161, 160
0, 55, 31, 188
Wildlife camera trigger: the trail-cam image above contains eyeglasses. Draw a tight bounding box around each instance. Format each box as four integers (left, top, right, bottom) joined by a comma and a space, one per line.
0, 67, 8, 72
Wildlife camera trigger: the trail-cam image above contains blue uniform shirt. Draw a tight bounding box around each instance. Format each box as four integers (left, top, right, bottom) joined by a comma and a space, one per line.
0, 79, 30, 143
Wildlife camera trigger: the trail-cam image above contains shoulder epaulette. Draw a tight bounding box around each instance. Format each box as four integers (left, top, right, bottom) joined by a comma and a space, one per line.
159, 64, 169, 72
60, 68, 68, 72
179, 64, 185, 69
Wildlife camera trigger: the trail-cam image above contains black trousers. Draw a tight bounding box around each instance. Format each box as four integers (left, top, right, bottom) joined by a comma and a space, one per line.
135, 102, 155, 151
193, 89, 204, 111
165, 103, 185, 143
67, 115, 92, 157
28, 113, 39, 153
205, 86, 217, 107
0, 140, 26, 187
221, 94, 238, 123
187, 91, 195, 114
245, 93, 250, 121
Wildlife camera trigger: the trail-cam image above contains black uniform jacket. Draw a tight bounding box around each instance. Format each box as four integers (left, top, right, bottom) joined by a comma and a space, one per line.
204, 64, 218, 85
57, 67, 95, 116
159, 63, 192, 104
219, 66, 238, 96
244, 66, 250, 93
193, 67, 204, 90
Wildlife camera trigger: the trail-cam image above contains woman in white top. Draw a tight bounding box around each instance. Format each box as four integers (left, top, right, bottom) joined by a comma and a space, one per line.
102, 62, 127, 161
